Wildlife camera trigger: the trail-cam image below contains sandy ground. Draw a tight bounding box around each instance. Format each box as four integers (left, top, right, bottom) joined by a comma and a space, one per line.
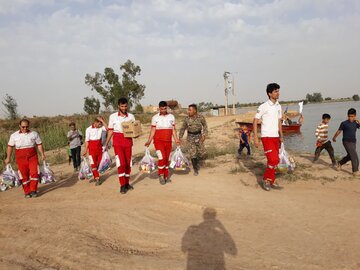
1, 115, 360, 270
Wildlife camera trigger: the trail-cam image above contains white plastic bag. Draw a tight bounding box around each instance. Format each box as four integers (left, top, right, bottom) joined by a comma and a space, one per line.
0, 164, 21, 192
298, 101, 304, 114
169, 147, 190, 171
139, 148, 156, 173
277, 143, 295, 172
40, 161, 56, 184
98, 151, 112, 174
78, 157, 93, 180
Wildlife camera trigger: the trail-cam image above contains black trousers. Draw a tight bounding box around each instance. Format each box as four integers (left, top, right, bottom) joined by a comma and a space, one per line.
70, 146, 81, 169
238, 143, 251, 155
339, 141, 359, 172
314, 141, 336, 165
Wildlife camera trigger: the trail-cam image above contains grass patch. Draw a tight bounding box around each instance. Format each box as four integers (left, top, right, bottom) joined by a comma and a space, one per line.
280, 173, 298, 182
296, 163, 312, 170
203, 161, 216, 168
253, 161, 266, 170
229, 165, 247, 174
206, 142, 237, 160
320, 176, 337, 184
47, 149, 68, 165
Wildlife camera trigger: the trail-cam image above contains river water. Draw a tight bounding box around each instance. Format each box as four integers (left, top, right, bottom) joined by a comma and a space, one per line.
237, 101, 360, 155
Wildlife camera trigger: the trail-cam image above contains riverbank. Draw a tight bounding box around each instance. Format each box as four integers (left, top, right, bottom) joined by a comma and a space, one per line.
1, 115, 360, 270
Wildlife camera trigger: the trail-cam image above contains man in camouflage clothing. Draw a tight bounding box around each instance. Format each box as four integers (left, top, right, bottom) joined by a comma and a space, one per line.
179, 104, 208, 176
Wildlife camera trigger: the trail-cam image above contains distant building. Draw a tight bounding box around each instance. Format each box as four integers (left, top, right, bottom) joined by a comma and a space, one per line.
210, 106, 226, 116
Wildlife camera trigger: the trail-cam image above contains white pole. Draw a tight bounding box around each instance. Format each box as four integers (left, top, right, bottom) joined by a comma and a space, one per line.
224, 72, 229, 116
232, 75, 236, 115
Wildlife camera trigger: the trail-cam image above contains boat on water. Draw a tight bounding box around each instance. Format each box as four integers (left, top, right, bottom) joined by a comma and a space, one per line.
235, 121, 302, 133
235, 102, 304, 134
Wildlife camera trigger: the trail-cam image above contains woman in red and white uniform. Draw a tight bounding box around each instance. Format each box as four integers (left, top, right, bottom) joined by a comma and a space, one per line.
4, 119, 46, 198
145, 101, 180, 185
83, 117, 107, 186
104, 98, 135, 194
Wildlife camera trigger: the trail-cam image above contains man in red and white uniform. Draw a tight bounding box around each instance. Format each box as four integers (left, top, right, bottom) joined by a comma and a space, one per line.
83, 117, 108, 186
145, 101, 180, 185
253, 83, 284, 191
5, 119, 46, 198
105, 98, 135, 194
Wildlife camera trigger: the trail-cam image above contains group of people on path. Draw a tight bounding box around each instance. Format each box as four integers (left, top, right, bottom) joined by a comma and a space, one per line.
4, 83, 359, 198
251, 83, 359, 191
4, 98, 208, 198
314, 108, 360, 175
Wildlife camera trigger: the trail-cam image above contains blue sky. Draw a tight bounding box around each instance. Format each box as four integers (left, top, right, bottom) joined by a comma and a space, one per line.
0, 0, 359, 116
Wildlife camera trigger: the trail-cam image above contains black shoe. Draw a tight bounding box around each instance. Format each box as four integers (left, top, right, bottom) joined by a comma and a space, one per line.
270, 183, 283, 190
261, 179, 271, 191
120, 186, 127, 194
25, 194, 31, 199
126, 184, 134, 191
191, 158, 199, 173
165, 177, 172, 184
159, 176, 166, 185
31, 191, 38, 198
95, 180, 101, 186
193, 169, 199, 176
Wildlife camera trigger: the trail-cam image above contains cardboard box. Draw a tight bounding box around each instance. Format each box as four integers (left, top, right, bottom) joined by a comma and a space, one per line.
122, 120, 142, 138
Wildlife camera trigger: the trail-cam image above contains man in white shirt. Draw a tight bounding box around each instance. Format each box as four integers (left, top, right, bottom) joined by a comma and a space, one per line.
145, 101, 180, 185
253, 83, 284, 191
83, 117, 108, 186
5, 119, 46, 198
105, 98, 135, 194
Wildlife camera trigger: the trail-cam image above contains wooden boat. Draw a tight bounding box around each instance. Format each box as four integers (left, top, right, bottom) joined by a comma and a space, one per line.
236, 121, 301, 133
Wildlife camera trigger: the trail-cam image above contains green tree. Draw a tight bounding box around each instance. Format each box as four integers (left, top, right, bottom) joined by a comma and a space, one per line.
134, 103, 144, 113
306, 92, 323, 103
197, 102, 214, 112
85, 60, 145, 111
83, 96, 100, 115
353, 94, 359, 101
2, 93, 19, 119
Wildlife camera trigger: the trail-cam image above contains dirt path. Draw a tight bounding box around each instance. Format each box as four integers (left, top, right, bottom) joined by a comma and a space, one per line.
1, 116, 360, 270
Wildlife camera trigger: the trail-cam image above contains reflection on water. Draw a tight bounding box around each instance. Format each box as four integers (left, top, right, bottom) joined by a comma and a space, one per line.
238, 101, 360, 155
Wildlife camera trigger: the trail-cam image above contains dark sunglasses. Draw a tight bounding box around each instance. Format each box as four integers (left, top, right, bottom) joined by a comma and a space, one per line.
21, 126, 29, 128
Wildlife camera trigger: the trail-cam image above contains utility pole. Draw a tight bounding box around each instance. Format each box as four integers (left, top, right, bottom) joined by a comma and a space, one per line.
223, 71, 230, 116
232, 75, 236, 115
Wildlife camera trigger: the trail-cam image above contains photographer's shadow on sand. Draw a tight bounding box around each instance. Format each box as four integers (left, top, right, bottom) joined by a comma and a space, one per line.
181, 208, 237, 270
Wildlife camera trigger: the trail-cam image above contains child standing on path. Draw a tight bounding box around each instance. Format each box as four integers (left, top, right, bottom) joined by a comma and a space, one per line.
313, 114, 336, 167
238, 126, 251, 157
332, 108, 360, 176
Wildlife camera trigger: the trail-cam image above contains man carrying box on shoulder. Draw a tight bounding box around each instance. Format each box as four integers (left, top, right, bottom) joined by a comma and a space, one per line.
105, 97, 135, 194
